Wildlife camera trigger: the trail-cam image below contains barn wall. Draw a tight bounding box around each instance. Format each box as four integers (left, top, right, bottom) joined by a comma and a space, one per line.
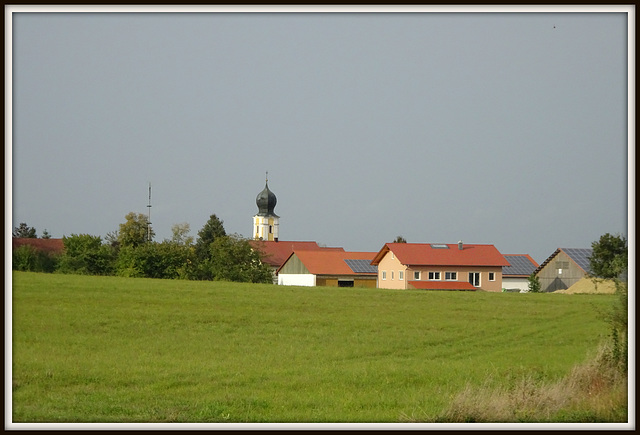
278, 254, 309, 275
278, 274, 316, 286
537, 251, 587, 292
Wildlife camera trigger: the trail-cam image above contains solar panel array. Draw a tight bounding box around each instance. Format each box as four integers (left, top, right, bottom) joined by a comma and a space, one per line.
430, 244, 450, 249
503, 255, 538, 276
561, 248, 593, 273
344, 259, 378, 274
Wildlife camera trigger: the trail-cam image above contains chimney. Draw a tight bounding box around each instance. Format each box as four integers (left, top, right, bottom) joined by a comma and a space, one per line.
458, 240, 463, 250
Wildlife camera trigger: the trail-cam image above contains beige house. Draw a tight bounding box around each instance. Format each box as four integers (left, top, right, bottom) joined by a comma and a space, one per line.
371, 242, 509, 292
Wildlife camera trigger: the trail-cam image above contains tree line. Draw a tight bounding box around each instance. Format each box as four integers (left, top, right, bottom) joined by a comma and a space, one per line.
12, 213, 273, 283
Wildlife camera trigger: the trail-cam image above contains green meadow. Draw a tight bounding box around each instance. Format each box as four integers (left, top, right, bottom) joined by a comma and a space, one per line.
11, 271, 618, 423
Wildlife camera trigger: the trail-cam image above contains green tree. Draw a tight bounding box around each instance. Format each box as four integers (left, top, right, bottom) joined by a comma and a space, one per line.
170, 222, 194, 246
394, 235, 407, 243
589, 233, 627, 280
527, 273, 541, 293
41, 229, 51, 239
590, 233, 628, 371
116, 241, 196, 280
118, 212, 154, 248
57, 234, 116, 275
202, 234, 273, 283
13, 223, 37, 238
195, 214, 226, 261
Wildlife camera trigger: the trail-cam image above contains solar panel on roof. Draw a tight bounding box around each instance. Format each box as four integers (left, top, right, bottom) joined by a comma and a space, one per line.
503, 255, 538, 276
562, 248, 593, 273
344, 259, 377, 274
430, 244, 449, 249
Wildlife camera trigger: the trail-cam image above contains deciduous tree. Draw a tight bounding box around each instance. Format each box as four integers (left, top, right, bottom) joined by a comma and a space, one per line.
118, 212, 154, 248
202, 234, 273, 283
589, 233, 627, 280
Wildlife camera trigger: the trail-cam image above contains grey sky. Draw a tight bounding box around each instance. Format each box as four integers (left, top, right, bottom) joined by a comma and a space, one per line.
9, 7, 630, 263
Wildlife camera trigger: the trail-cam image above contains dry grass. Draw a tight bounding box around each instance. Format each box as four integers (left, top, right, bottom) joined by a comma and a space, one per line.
413, 342, 628, 423
555, 278, 617, 295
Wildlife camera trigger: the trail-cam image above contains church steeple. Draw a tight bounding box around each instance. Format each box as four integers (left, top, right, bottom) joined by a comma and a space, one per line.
256, 172, 278, 218
253, 172, 279, 241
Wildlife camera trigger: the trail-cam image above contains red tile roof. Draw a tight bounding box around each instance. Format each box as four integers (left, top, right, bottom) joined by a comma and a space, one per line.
371, 243, 509, 267
12, 238, 64, 254
277, 250, 378, 276
408, 281, 477, 291
249, 240, 344, 268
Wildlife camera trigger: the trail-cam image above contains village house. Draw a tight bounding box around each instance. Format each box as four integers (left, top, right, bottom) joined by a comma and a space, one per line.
249, 240, 344, 283
371, 241, 509, 291
277, 250, 378, 288
534, 248, 593, 292
502, 254, 539, 292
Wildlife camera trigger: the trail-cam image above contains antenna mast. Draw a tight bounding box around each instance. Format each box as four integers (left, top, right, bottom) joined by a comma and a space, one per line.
147, 183, 152, 242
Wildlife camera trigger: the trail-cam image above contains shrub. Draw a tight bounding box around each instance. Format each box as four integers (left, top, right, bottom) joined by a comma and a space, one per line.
12, 245, 59, 273
115, 242, 195, 279
57, 234, 116, 275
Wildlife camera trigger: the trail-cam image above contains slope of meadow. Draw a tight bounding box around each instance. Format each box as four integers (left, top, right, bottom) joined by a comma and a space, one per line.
10, 271, 618, 423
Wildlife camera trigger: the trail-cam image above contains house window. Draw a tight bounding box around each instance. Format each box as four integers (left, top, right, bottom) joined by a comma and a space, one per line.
391, 252, 395, 260
269, 225, 273, 234
391, 271, 394, 280
399, 271, 404, 281
445, 272, 457, 280
428, 272, 441, 280
382, 271, 387, 280
414, 271, 420, 280
469, 272, 480, 287
489, 272, 495, 281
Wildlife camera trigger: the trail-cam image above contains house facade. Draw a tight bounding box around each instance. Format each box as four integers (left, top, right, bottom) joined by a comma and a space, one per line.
277, 250, 378, 288
534, 248, 593, 292
371, 242, 509, 291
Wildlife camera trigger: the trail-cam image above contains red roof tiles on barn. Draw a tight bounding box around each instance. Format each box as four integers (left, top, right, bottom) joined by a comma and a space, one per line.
277, 250, 378, 276
249, 240, 344, 268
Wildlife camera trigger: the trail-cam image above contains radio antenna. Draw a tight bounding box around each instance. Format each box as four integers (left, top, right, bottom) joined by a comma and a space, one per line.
147, 182, 152, 242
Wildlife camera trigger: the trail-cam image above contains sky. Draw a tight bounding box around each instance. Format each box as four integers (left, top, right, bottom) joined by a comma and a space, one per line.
8, 6, 632, 264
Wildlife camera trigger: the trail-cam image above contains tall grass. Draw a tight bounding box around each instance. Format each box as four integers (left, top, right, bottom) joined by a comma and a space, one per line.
10, 271, 622, 423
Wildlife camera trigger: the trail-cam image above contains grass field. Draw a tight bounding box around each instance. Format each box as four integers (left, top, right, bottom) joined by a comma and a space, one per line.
10, 271, 619, 423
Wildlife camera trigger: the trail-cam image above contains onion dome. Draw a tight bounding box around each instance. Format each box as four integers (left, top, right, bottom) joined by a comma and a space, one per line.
256, 180, 278, 217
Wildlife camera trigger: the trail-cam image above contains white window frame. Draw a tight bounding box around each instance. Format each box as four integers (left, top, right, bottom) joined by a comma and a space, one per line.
445, 271, 457, 281
391, 271, 394, 280
428, 271, 441, 281
489, 272, 496, 281
469, 272, 481, 287
382, 271, 387, 280
399, 271, 404, 281
414, 271, 420, 280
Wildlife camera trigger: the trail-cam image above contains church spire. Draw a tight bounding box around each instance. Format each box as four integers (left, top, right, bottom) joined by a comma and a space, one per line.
253, 173, 279, 241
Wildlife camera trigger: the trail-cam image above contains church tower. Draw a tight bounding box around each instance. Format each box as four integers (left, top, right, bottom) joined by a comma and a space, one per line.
253, 173, 279, 241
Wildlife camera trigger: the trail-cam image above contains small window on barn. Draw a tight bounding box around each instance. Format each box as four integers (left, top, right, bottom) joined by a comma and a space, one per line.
414, 271, 420, 280
489, 272, 495, 281
445, 272, 457, 280
428, 272, 441, 280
